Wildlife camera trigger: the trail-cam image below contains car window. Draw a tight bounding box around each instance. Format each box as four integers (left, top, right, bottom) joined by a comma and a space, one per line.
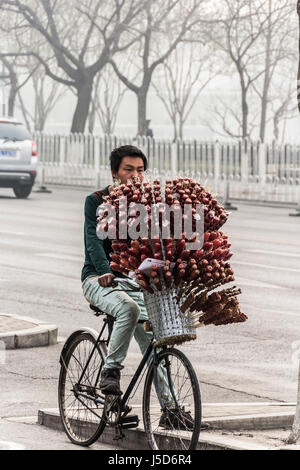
0, 123, 31, 140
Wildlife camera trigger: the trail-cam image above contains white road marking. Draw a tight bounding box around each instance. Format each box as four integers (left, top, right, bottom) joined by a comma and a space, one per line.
0, 263, 78, 280
236, 277, 284, 290
243, 304, 300, 318
234, 261, 300, 273
57, 336, 67, 343
245, 249, 300, 259
4, 416, 37, 424
37, 252, 82, 262
202, 402, 296, 407
0, 440, 25, 450
0, 230, 26, 236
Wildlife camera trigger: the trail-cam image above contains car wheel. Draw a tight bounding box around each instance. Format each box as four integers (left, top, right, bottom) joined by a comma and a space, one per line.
13, 185, 33, 199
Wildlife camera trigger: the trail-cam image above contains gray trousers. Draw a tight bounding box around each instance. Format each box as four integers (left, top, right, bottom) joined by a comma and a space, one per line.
82, 275, 176, 407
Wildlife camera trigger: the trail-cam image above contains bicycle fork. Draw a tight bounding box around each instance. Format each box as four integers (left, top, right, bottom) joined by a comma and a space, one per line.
153, 348, 180, 411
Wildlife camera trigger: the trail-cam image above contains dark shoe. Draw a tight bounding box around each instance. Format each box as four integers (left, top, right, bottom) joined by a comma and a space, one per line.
200, 422, 210, 430
99, 368, 121, 395
159, 407, 194, 430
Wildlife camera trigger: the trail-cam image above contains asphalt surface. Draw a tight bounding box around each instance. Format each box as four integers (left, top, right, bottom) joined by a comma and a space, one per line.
0, 185, 300, 449
0, 418, 120, 451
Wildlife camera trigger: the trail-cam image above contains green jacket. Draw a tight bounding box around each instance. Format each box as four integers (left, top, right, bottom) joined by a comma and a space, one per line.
81, 186, 125, 283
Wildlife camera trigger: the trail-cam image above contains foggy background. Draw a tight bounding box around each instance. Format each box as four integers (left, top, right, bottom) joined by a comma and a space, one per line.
0, 0, 298, 142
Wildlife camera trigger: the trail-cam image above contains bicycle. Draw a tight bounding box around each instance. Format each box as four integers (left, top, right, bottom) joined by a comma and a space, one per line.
58, 280, 202, 450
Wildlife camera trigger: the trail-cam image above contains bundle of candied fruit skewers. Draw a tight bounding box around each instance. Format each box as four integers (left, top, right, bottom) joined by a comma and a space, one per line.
97, 176, 247, 331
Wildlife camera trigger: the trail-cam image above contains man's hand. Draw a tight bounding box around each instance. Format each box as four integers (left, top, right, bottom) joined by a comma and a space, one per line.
98, 273, 115, 287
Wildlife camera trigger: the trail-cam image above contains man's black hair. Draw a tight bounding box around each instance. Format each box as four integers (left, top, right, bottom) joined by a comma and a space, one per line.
110, 145, 148, 174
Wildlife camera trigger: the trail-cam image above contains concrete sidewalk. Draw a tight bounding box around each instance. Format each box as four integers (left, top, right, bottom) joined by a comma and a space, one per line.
0, 313, 58, 349
38, 401, 297, 450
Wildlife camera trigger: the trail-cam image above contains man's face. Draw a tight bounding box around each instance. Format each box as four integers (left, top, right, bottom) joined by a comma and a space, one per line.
112, 156, 145, 184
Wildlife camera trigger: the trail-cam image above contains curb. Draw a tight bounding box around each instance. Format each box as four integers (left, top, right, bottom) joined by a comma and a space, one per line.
225, 198, 297, 209
204, 412, 294, 431
0, 313, 58, 349
38, 408, 287, 451
34, 184, 299, 210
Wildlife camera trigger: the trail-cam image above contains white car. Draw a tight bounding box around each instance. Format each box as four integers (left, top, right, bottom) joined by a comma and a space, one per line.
0, 118, 38, 198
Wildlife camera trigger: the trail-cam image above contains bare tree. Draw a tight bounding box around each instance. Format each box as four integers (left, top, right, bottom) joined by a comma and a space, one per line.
270, 73, 298, 143
198, 0, 296, 142
250, 0, 296, 142
109, 0, 204, 136
88, 63, 128, 135
0, 56, 17, 116
199, 0, 277, 139
17, 62, 64, 131
0, 55, 38, 117
153, 42, 217, 140
203, 92, 260, 140
0, 0, 146, 133
0, 9, 38, 117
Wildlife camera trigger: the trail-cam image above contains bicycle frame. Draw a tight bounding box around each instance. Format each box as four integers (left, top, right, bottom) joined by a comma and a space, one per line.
73, 312, 180, 422
75, 315, 158, 411
76, 315, 113, 390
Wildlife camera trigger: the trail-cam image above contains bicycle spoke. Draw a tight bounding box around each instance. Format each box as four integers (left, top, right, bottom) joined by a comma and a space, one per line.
58, 333, 107, 445
143, 348, 201, 450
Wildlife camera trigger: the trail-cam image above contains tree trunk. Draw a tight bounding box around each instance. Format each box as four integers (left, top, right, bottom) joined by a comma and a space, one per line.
17, 90, 32, 132
71, 78, 93, 133
88, 79, 99, 134
241, 90, 248, 139
8, 85, 17, 117
260, 7, 272, 143
260, 94, 268, 143
172, 114, 178, 142
88, 99, 96, 134
107, 115, 113, 135
179, 115, 184, 140
137, 90, 147, 136
38, 111, 46, 132
273, 115, 279, 141
237, 62, 249, 139
1, 60, 18, 117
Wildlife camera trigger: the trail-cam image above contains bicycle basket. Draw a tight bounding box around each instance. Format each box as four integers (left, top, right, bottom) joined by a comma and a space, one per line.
143, 281, 197, 347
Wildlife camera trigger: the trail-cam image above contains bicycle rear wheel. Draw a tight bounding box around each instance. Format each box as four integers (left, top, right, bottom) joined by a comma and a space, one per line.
143, 347, 201, 450
58, 331, 107, 446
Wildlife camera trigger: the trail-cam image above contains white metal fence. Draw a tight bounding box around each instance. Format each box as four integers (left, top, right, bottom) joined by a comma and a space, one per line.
34, 133, 300, 204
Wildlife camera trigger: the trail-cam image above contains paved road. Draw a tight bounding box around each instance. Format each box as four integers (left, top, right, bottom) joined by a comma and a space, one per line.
0, 185, 300, 448
0, 417, 120, 451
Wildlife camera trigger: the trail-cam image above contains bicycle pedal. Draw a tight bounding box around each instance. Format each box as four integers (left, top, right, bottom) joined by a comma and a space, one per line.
120, 414, 139, 429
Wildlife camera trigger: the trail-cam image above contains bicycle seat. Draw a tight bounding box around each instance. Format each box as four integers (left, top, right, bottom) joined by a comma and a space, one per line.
89, 304, 105, 316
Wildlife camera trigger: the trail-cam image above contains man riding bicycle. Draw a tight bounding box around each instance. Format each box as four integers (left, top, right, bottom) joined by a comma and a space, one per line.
81, 145, 195, 429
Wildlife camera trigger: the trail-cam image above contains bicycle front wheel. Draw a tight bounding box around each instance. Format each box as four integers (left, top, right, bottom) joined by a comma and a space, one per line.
143, 347, 201, 450
58, 331, 107, 446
